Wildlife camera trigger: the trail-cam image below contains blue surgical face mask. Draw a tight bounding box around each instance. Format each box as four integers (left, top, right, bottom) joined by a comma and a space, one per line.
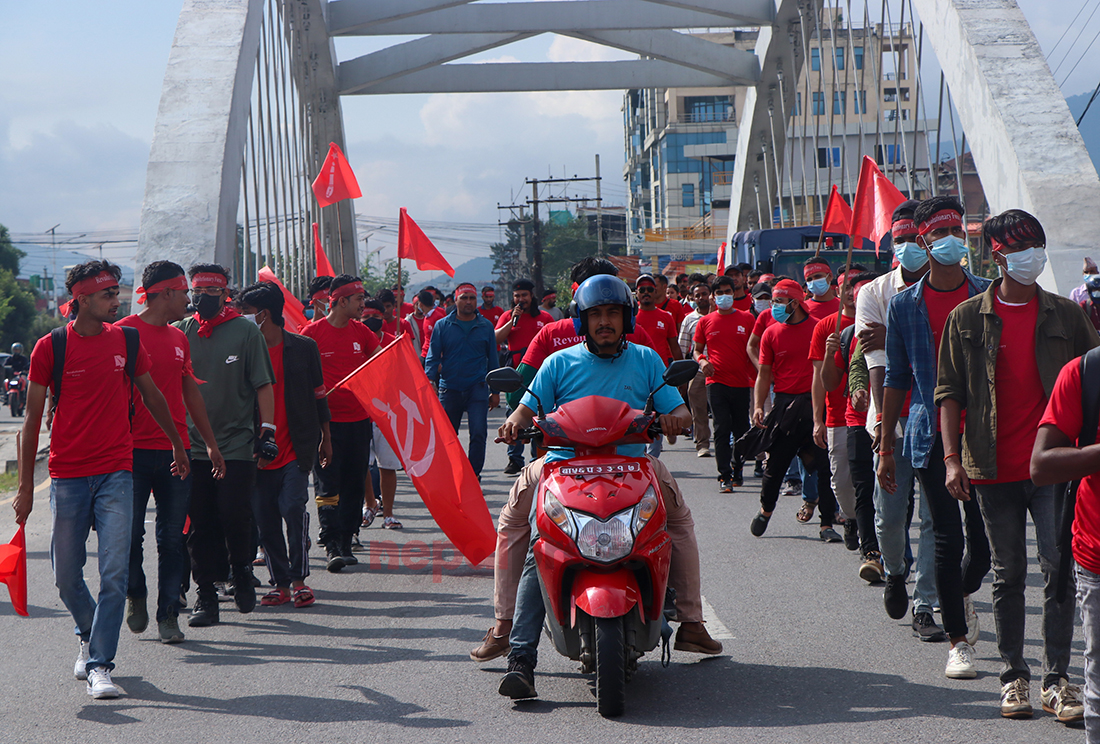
1085, 274, 1095, 285
894, 241, 929, 272
807, 277, 831, 297
771, 301, 792, 324
714, 294, 734, 311
1000, 247, 1047, 286
929, 235, 969, 266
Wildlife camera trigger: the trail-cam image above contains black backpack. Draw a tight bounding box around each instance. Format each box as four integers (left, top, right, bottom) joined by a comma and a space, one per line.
50, 325, 140, 425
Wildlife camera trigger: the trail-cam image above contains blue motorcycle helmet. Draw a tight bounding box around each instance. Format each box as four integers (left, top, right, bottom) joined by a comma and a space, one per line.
570, 274, 636, 358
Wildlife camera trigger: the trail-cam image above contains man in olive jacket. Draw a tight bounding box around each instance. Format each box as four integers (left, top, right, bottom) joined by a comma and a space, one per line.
935, 210, 1098, 721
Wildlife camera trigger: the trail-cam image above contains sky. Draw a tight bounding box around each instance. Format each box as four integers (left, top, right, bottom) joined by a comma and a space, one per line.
1, 0, 1097, 279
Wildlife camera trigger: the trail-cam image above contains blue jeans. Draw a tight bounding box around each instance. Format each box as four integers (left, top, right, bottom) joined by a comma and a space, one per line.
50, 471, 133, 674
440, 384, 489, 477
1077, 564, 1100, 743
509, 547, 544, 667
129, 449, 191, 622
873, 425, 938, 614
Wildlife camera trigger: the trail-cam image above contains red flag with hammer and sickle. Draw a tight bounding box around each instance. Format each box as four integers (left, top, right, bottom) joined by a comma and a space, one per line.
331, 337, 496, 565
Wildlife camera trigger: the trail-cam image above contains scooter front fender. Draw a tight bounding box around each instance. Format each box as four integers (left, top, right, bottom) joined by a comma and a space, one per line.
571, 568, 640, 621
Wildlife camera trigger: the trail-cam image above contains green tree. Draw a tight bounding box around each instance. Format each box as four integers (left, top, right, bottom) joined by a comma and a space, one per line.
0, 224, 24, 275
0, 268, 38, 350
360, 258, 410, 296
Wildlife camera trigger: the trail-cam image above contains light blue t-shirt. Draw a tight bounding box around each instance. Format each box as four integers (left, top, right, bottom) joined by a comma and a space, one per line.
521, 342, 685, 462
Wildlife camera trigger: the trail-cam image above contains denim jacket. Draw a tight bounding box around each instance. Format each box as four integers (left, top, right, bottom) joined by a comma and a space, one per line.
933, 279, 1099, 479
883, 270, 990, 469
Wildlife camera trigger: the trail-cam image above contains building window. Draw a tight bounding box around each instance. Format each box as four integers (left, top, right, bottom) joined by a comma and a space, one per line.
884, 108, 910, 121
855, 90, 867, 114
811, 48, 821, 71
683, 95, 733, 123
876, 144, 901, 164
812, 92, 826, 116
817, 147, 841, 168
794, 92, 801, 116
854, 46, 864, 70
833, 91, 846, 115
835, 47, 845, 70
682, 183, 695, 208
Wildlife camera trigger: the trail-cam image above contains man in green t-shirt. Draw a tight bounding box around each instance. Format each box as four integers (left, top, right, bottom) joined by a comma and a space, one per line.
175, 263, 276, 628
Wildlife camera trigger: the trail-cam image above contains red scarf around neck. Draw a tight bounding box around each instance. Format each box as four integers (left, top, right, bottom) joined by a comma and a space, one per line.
194, 306, 241, 338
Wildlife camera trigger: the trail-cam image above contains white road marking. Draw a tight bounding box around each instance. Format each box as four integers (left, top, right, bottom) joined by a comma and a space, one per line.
700, 594, 734, 640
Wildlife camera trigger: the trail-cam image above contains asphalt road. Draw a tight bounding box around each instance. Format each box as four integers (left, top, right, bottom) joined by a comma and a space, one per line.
0, 407, 1086, 743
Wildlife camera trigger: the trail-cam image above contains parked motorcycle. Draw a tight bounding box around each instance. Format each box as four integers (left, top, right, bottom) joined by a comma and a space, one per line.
487, 358, 698, 717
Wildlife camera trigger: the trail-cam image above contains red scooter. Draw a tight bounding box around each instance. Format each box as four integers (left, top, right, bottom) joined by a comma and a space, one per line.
5, 369, 26, 417
487, 359, 698, 717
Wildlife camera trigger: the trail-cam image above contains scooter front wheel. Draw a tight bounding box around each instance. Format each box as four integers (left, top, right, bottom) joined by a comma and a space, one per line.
594, 615, 627, 718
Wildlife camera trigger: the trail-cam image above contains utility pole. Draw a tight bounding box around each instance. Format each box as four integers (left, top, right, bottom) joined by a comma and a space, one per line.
46, 224, 60, 317
595, 154, 604, 257
530, 179, 542, 297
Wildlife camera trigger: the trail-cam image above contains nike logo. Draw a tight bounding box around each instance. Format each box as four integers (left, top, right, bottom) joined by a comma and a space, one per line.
226, 355, 239, 364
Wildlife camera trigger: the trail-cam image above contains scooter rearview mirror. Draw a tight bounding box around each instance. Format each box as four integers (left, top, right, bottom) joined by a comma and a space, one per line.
663, 359, 699, 388
485, 367, 523, 393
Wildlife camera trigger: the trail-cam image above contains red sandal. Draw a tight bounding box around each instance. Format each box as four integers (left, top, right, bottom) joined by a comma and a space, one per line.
261, 587, 291, 606
293, 585, 315, 608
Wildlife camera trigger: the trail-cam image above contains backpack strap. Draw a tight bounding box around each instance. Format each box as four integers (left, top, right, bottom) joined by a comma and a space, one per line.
1081, 347, 1100, 447
839, 325, 857, 369
50, 326, 67, 409
121, 325, 140, 425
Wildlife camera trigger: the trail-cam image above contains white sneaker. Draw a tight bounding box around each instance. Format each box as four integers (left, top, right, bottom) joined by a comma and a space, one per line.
945, 642, 977, 679
74, 641, 89, 680
86, 668, 120, 699
963, 595, 979, 646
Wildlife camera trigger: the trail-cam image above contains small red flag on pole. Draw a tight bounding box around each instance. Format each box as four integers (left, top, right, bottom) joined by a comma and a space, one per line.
398, 208, 455, 277
849, 156, 907, 256
332, 338, 495, 564
0, 525, 28, 617
258, 266, 309, 333
312, 223, 335, 278
311, 143, 362, 208
716, 241, 728, 275
822, 185, 854, 234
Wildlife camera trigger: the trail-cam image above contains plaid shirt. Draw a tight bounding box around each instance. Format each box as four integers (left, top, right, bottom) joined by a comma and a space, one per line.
883, 270, 990, 468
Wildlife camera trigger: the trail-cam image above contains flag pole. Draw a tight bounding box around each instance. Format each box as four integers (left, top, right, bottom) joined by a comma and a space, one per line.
335, 206, 344, 273
836, 235, 856, 334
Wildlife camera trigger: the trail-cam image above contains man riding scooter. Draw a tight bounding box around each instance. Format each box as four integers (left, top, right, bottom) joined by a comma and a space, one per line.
487, 274, 722, 700
4, 343, 29, 413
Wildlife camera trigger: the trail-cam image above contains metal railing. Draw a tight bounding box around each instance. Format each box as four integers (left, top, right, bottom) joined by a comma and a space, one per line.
643, 225, 726, 241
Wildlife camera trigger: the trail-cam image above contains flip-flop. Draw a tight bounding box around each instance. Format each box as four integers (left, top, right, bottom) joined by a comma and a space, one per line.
292, 586, 315, 608
796, 501, 818, 523
261, 588, 291, 606
362, 506, 378, 528
383, 516, 403, 530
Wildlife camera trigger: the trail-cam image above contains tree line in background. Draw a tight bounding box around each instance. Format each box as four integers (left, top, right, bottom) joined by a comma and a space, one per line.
0, 224, 63, 352
491, 214, 612, 305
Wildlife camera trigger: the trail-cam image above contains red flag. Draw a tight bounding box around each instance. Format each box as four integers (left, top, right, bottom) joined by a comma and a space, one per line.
332, 337, 495, 564
311, 142, 362, 208
716, 241, 728, 275
822, 185, 853, 234
0, 525, 28, 617
398, 208, 455, 277
312, 223, 335, 278
849, 156, 906, 255
258, 266, 309, 333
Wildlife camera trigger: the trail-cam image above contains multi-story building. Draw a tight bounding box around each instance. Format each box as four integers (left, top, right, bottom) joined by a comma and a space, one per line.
623, 20, 934, 259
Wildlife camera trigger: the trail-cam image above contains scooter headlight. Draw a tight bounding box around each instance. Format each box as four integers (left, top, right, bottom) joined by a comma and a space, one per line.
574, 508, 634, 564
543, 488, 575, 539
631, 486, 659, 536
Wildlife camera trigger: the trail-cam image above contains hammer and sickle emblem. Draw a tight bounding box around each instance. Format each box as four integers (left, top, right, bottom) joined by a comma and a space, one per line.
372, 392, 436, 477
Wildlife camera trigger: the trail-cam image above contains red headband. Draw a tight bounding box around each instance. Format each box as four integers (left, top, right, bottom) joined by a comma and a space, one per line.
71, 271, 119, 299
361, 307, 383, 318
191, 272, 227, 289
330, 281, 365, 302
454, 283, 477, 298
771, 279, 806, 303
891, 218, 918, 236
311, 289, 330, 302
990, 238, 1008, 253
803, 261, 831, 279
917, 209, 963, 236
136, 275, 188, 304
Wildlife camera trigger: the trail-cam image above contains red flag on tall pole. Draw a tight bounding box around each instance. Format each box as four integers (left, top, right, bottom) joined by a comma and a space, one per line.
0, 525, 28, 617
258, 266, 309, 333
398, 208, 455, 277
822, 185, 854, 234
849, 156, 907, 256
312, 223, 335, 278
716, 241, 728, 275
311, 143, 362, 208
332, 338, 495, 564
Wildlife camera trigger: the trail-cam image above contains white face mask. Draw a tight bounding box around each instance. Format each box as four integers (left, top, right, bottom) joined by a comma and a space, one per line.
754, 299, 770, 313
999, 247, 1047, 286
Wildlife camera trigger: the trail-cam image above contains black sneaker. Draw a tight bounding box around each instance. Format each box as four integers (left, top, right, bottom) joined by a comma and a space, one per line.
341, 535, 359, 565
750, 512, 771, 537
731, 469, 744, 488
498, 656, 537, 699
912, 610, 947, 642
753, 461, 765, 478
843, 520, 859, 551
883, 574, 910, 620
718, 477, 734, 493
819, 526, 843, 543
503, 460, 523, 476
188, 588, 220, 627
326, 544, 346, 573
232, 566, 257, 614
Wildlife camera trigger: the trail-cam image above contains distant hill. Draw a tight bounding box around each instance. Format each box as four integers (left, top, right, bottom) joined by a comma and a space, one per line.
412, 256, 496, 292
1067, 91, 1100, 176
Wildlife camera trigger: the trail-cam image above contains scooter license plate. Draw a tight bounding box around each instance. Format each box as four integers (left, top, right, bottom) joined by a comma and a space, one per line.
557, 463, 640, 476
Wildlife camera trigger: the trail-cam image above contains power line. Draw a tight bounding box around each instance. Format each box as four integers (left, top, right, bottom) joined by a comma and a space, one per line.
1047, 0, 1093, 61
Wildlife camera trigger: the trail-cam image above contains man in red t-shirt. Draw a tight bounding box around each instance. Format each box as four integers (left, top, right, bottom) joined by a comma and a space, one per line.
14, 260, 189, 699
301, 274, 381, 571
749, 279, 840, 542
939, 210, 1096, 718
694, 276, 755, 490
307, 276, 332, 322
117, 260, 225, 644
812, 271, 881, 574
238, 281, 332, 610
479, 285, 505, 326
494, 279, 553, 473
376, 288, 415, 342
803, 257, 841, 322
656, 274, 687, 330
634, 275, 681, 367
722, 265, 755, 312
